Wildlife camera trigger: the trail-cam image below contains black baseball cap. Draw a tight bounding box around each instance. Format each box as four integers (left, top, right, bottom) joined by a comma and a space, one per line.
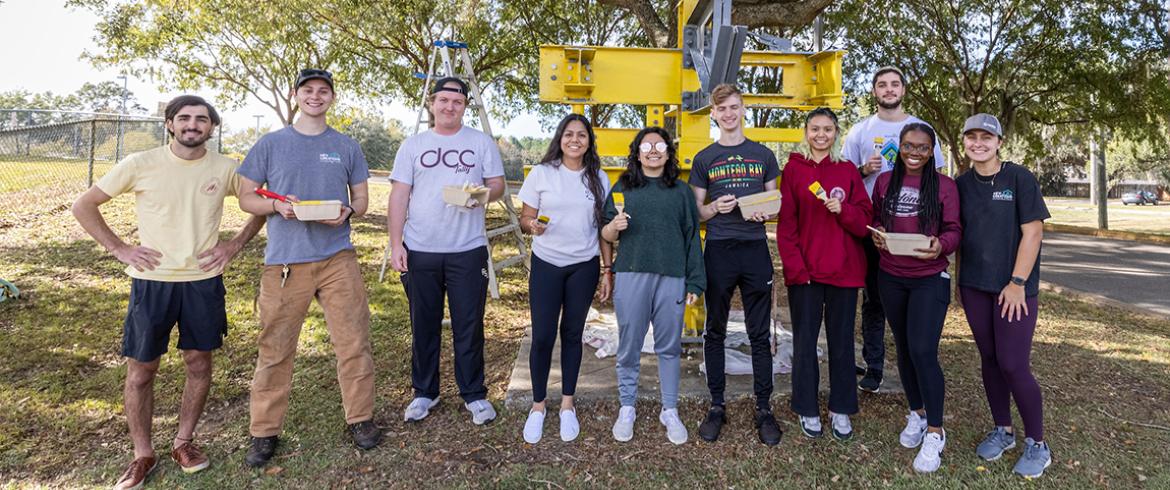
296, 68, 334, 89
431, 76, 469, 97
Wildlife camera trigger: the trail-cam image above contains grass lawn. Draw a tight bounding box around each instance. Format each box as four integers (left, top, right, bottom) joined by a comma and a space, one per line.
2, 184, 1169, 488
1045, 197, 1170, 236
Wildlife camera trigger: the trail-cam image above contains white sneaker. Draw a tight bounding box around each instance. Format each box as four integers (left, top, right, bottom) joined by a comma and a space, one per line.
900, 411, 928, 448
404, 397, 439, 422
829, 412, 853, 441
913, 429, 946, 473
799, 415, 823, 438
612, 406, 636, 442
465, 399, 497, 425
559, 409, 580, 442
659, 408, 688, 445
523, 409, 545, 444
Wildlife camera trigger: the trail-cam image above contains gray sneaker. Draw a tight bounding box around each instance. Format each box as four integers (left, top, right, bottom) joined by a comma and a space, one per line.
465, 399, 497, 425
1013, 438, 1052, 478
976, 427, 1016, 461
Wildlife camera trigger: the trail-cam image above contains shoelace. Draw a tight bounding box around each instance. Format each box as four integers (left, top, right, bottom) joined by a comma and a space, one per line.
175, 443, 201, 461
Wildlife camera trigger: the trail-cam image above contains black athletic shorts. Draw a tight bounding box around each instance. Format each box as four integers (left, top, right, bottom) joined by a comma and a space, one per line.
121, 276, 227, 362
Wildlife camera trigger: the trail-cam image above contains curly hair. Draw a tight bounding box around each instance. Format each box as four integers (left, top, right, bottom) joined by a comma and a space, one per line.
618, 126, 679, 189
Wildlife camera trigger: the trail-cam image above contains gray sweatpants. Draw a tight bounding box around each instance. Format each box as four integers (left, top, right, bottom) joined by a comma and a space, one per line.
613, 272, 685, 409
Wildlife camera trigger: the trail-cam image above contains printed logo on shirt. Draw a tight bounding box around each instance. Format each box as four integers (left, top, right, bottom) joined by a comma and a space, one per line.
829, 186, 846, 201
879, 138, 899, 172
200, 177, 222, 196
420, 147, 477, 174
705, 154, 769, 190
891, 187, 921, 217
318, 152, 343, 164
992, 189, 1015, 202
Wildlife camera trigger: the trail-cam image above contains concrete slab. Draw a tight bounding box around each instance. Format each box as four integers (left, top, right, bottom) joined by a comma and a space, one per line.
504, 308, 902, 409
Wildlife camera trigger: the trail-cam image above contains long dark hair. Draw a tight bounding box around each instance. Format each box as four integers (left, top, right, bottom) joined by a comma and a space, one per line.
539, 114, 606, 227
881, 123, 941, 235
618, 126, 680, 189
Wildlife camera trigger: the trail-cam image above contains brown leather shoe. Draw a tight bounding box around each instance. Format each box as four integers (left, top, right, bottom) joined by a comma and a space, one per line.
171, 442, 210, 473
113, 456, 157, 490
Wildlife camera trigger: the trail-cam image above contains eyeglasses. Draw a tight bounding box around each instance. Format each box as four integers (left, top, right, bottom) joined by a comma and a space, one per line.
639, 141, 669, 153
900, 142, 932, 154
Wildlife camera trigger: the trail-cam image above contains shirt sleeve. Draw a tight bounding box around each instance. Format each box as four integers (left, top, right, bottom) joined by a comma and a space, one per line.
871, 174, 887, 228
1016, 166, 1051, 223
763, 148, 781, 181
938, 177, 962, 255
842, 126, 862, 167
390, 139, 414, 185
681, 184, 706, 295
94, 155, 138, 197
517, 165, 542, 209
227, 161, 242, 198
237, 137, 270, 184
349, 141, 371, 185
687, 152, 709, 189
482, 135, 505, 179
602, 183, 619, 225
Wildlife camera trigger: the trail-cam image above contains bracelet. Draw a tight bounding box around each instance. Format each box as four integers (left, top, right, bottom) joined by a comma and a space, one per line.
271, 200, 277, 213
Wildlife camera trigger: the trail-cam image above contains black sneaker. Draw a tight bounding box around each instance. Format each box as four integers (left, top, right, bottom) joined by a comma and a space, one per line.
245, 436, 278, 468
349, 420, 383, 450
855, 365, 867, 376
697, 405, 727, 442
755, 408, 783, 446
858, 369, 882, 393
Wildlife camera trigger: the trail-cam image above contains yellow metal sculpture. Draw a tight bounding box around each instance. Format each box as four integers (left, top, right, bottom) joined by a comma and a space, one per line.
534, 0, 845, 338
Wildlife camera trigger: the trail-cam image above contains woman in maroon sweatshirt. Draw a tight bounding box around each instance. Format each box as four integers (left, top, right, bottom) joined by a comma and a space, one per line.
776, 108, 872, 441
870, 123, 961, 473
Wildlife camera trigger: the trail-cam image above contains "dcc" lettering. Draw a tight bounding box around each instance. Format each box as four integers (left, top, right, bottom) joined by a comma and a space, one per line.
419, 148, 478, 169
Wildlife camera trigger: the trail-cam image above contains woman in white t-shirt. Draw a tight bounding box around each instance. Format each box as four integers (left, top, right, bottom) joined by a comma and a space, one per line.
516, 114, 613, 444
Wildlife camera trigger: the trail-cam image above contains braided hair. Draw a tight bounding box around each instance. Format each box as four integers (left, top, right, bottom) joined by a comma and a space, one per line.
538, 113, 606, 228
880, 123, 941, 235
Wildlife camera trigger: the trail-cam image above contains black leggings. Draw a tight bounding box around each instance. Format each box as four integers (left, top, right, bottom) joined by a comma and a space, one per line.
878, 270, 949, 427
528, 254, 600, 403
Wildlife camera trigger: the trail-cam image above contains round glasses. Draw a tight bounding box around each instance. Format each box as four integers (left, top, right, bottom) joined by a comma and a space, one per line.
639, 141, 669, 153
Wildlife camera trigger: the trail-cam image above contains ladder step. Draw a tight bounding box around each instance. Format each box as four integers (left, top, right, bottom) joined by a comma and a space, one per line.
492, 255, 527, 271
486, 224, 520, 239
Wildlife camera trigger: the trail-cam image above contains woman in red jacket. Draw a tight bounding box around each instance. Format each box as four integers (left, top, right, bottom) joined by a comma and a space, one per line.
776, 107, 872, 441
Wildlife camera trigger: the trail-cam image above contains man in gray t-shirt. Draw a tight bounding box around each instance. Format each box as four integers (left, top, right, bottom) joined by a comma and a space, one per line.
388, 76, 505, 426
236, 69, 381, 467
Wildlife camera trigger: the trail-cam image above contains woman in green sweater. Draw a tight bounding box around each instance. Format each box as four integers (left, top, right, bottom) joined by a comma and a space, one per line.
601, 127, 705, 445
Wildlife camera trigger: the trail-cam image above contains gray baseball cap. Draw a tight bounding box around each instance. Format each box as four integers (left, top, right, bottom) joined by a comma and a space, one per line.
963, 113, 1003, 137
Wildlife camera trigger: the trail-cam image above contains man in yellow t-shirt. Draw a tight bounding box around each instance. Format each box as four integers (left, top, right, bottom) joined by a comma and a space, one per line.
72, 95, 264, 490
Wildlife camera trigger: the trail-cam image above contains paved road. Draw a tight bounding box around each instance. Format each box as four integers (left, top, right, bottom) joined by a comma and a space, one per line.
1042, 232, 1170, 317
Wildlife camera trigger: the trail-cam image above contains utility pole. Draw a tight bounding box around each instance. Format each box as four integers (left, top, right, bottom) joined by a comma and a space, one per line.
115, 74, 128, 163
1090, 128, 1109, 229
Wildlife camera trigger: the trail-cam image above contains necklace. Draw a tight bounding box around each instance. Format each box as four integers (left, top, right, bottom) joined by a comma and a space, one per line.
973, 163, 1002, 186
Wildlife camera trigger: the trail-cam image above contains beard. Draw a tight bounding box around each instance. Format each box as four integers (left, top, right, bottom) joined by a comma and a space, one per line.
176, 130, 211, 148
876, 95, 903, 110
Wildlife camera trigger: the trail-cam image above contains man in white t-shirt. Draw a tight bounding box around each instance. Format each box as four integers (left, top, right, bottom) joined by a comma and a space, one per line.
841, 66, 946, 393
388, 76, 506, 426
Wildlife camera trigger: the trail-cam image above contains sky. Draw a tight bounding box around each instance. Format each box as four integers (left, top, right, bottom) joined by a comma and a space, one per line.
0, 0, 550, 137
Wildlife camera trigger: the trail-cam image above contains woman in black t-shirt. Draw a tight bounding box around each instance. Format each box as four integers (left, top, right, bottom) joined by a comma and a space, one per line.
955, 114, 1052, 479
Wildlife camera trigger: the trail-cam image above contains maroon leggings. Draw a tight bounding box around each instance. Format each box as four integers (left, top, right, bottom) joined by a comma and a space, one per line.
959, 287, 1045, 442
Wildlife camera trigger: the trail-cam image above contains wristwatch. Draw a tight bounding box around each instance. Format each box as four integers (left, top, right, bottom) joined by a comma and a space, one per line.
1010, 275, 1026, 286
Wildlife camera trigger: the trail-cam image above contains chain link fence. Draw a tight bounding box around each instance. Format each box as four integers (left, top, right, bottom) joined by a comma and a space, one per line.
0, 110, 221, 227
